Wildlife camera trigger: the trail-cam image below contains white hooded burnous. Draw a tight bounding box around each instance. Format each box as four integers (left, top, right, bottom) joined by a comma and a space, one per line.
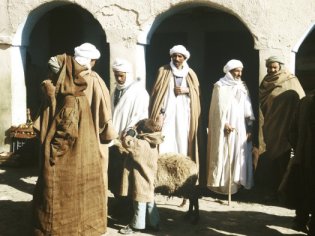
206, 59, 255, 195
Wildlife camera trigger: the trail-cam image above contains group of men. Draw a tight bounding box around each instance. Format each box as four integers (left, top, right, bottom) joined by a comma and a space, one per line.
32, 42, 313, 235
32, 43, 201, 235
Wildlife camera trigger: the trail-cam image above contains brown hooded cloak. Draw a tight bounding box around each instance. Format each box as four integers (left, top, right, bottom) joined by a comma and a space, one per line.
259, 69, 305, 159
33, 54, 116, 236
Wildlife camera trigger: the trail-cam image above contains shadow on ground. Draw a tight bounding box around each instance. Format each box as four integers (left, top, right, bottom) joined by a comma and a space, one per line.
0, 165, 305, 236
108, 193, 304, 236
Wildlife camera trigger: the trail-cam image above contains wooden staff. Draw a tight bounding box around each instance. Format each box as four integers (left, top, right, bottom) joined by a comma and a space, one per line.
227, 131, 232, 206
227, 128, 237, 206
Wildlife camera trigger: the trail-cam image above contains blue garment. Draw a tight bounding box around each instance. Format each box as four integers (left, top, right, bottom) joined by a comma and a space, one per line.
130, 201, 160, 230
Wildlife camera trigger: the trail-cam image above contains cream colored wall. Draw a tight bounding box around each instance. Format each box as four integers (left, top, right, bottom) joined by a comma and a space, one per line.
0, 0, 315, 151
0, 45, 13, 152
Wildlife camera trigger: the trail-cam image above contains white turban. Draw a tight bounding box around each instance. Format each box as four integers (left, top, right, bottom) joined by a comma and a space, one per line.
169, 45, 190, 60
223, 59, 243, 73
112, 58, 134, 90
112, 58, 132, 73
74, 43, 100, 68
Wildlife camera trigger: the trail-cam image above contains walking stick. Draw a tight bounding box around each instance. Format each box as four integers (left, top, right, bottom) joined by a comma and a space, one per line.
227, 128, 237, 206
227, 131, 232, 206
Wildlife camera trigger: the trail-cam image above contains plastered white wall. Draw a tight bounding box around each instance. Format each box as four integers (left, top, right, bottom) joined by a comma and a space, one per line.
0, 0, 315, 151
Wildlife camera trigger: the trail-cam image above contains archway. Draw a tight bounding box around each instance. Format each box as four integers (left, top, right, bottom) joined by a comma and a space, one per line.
296, 26, 315, 94
23, 3, 109, 117
145, 5, 259, 140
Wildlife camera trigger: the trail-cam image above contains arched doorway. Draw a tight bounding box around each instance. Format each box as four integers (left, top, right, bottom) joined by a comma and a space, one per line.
23, 3, 109, 117
296, 26, 315, 95
145, 5, 259, 140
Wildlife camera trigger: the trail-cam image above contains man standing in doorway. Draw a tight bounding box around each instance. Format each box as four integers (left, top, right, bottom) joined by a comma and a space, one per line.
149, 45, 201, 166
111, 58, 150, 137
108, 58, 150, 204
259, 56, 305, 201
207, 59, 255, 195
149, 45, 201, 207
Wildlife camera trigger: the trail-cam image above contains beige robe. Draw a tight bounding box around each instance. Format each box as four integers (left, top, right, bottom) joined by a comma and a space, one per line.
119, 132, 164, 202
33, 54, 116, 236
82, 68, 118, 230
206, 77, 255, 194
259, 69, 305, 159
149, 65, 201, 166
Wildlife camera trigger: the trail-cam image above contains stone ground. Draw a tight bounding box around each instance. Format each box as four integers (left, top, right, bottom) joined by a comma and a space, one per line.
0, 160, 308, 236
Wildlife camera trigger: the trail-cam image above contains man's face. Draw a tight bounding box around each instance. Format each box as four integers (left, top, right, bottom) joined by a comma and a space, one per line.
267, 62, 281, 75
171, 53, 185, 69
230, 67, 243, 80
114, 71, 126, 85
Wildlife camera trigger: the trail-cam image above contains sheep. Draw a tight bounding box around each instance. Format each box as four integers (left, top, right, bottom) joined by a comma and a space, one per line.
108, 144, 200, 224
156, 152, 200, 224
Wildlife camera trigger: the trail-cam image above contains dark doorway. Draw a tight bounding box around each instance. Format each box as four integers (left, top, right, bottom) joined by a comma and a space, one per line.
24, 3, 109, 117
296, 27, 315, 95
146, 6, 259, 143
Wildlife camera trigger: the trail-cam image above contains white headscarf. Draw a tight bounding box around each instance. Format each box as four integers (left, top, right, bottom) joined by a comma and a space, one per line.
223, 59, 243, 73
74, 43, 101, 69
112, 58, 134, 90
169, 45, 190, 60
169, 45, 190, 78
112, 58, 132, 73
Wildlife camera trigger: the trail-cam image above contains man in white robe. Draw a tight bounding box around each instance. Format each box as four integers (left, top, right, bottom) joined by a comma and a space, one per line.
149, 45, 201, 207
206, 59, 255, 195
149, 45, 200, 164
111, 58, 149, 137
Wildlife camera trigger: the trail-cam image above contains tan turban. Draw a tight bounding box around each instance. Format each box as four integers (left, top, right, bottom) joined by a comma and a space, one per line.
169, 45, 190, 60
223, 59, 243, 73
265, 56, 284, 66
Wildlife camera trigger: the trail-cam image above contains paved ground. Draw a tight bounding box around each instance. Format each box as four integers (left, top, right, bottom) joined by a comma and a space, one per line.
0, 163, 307, 236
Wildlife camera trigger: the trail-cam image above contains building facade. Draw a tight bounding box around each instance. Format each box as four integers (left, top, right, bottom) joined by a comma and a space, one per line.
0, 0, 315, 152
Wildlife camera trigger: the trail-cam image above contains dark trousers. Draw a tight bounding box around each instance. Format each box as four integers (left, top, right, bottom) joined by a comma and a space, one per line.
256, 150, 290, 195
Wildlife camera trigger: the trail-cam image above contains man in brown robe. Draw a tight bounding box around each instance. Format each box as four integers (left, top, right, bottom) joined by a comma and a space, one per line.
33, 43, 117, 236
258, 56, 305, 201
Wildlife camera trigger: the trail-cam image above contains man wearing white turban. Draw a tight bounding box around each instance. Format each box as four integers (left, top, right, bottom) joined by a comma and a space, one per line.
111, 58, 149, 136
33, 43, 117, 235
149, 44, 201, 167
206, 59, 255, 195
74, 42, 101, 68
108, 58, 150, 234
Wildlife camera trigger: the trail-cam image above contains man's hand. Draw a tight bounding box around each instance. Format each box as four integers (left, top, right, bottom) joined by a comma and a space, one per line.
174, 86, 189, 96
224, 123, 235, 136
41, 80, 55, 98
155, 113, 165, 131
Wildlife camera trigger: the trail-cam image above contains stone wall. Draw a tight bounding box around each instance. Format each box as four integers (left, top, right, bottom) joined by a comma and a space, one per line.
0, 0, 315, 152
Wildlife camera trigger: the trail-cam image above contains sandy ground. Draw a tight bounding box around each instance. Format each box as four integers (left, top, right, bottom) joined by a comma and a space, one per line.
0, 164, 307, 236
